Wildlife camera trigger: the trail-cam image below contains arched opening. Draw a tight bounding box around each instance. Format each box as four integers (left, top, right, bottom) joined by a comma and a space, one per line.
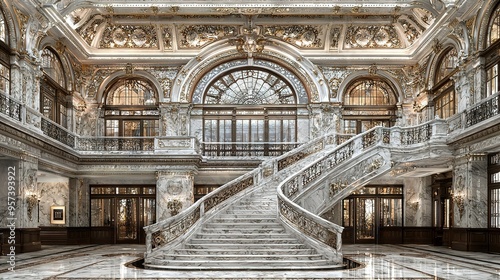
431, 47, 458, 119
201, 67, 299, 157
342, 78, 398, 134
40, 48, 70, 128
103, 77, 159, 138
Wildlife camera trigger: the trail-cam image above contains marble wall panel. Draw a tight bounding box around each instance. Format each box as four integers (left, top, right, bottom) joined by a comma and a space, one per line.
453, 155, 488, 228
404, 176, 432, 227
37, 180, 69, 227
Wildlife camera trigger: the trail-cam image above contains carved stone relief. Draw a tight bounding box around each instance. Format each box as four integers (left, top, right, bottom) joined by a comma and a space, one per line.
178, 25, 237, 48
345, 25, 401, 49
262, 25, 324, 48
100, 25, 158, 48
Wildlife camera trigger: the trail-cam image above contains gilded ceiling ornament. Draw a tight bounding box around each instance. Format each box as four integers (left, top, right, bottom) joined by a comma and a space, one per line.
345, 25, 401, 48
162, 26, 173, 49
263, 25, 323, 48
399, 19, 420, 45
101, 25, 158, 48
179, 25, 237, 48
330, 26, 342, 49
77, 16, 105, 46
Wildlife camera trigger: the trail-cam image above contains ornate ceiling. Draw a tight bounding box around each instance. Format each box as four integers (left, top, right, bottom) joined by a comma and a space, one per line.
31, 0, 475, 65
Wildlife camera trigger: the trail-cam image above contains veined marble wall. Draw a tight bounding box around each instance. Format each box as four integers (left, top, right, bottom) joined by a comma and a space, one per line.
404, 176, 432, 227
37, 179, 69, 227
453, 154, 488, 228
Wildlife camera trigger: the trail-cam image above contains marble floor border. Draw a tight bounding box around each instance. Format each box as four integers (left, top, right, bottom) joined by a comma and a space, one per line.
0, 244, 499, 279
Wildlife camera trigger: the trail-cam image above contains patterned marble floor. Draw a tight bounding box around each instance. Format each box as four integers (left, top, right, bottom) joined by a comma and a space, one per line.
0, 243, 499, 279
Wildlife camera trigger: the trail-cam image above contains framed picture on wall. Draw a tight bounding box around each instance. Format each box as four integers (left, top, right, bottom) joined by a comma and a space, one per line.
50, 205, 65, 225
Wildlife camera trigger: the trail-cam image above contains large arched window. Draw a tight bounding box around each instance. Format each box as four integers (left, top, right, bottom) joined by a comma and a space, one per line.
104, 78, 159, 137
432, 47, 458, 119
40, 48, 69, 127
0, 10, 6, 44
0, 11, 9, 96
342, 78, 398, 134
202, 68, 298, 156
486, 4, 500, 98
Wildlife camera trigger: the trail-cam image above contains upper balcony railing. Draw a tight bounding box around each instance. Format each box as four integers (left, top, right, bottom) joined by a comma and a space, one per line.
448, 91, 500, 134
0, 90, 499, 154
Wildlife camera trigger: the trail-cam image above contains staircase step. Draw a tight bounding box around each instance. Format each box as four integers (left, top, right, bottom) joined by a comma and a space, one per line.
199, 228, 288, 234
147, 259, 345, 270
194, 233, 292, 239
173, 248, 317, 255
211, 217, 278, 223
188, 237, 302, 244
159, 253, 325, 261
184, 243, 310, 250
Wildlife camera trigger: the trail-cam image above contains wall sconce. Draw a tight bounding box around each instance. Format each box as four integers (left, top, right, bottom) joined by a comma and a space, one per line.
409, 201, 419, 212
26, 193, 38, 221
453, 194, 465, 218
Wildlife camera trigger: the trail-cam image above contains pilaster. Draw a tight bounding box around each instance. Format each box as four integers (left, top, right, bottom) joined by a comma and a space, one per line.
452, 153, 488, 228
156, 166, 198, 221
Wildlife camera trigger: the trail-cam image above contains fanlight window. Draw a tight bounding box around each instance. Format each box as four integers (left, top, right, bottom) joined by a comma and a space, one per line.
41, 48, 65, 88
106, 79, 157, 106
202, 68, 298, 157
204, 68, 295, 105
344, 80, 396, 106
489, 5, 500, 47
104, 78, 159, 137
342, 78, 398, 134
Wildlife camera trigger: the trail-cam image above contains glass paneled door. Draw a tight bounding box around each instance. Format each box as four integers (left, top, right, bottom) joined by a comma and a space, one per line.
90, 185, 156, 244
116, 197, 138, 243
356, 197, 376, 242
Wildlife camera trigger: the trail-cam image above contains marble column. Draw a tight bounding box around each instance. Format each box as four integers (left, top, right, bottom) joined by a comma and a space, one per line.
68, 178, 89, 227
452, 154, 488, 228
156, 167, 197, 221
404, 176, 433, 227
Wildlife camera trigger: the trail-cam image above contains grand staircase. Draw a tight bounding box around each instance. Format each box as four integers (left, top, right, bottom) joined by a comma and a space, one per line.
147, 179, 344, 270
144, 119, 452, 270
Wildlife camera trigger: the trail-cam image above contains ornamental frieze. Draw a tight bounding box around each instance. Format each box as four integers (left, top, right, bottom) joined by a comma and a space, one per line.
100, 25, 158, 48
178, 25, 238, 48
345, 25, 401, 48
262, 25, 324, 49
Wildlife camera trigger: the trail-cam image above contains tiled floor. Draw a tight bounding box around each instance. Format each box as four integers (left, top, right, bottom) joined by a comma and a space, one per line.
0, 244, 499, 279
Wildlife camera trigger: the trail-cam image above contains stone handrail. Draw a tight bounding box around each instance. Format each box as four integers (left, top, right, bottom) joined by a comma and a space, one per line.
144, 169, 258, 256
276, 119, 448, 260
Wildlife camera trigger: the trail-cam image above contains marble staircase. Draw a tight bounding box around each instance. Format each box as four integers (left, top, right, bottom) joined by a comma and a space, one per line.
144, 119, 451, 271
146, 149, 347, 270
